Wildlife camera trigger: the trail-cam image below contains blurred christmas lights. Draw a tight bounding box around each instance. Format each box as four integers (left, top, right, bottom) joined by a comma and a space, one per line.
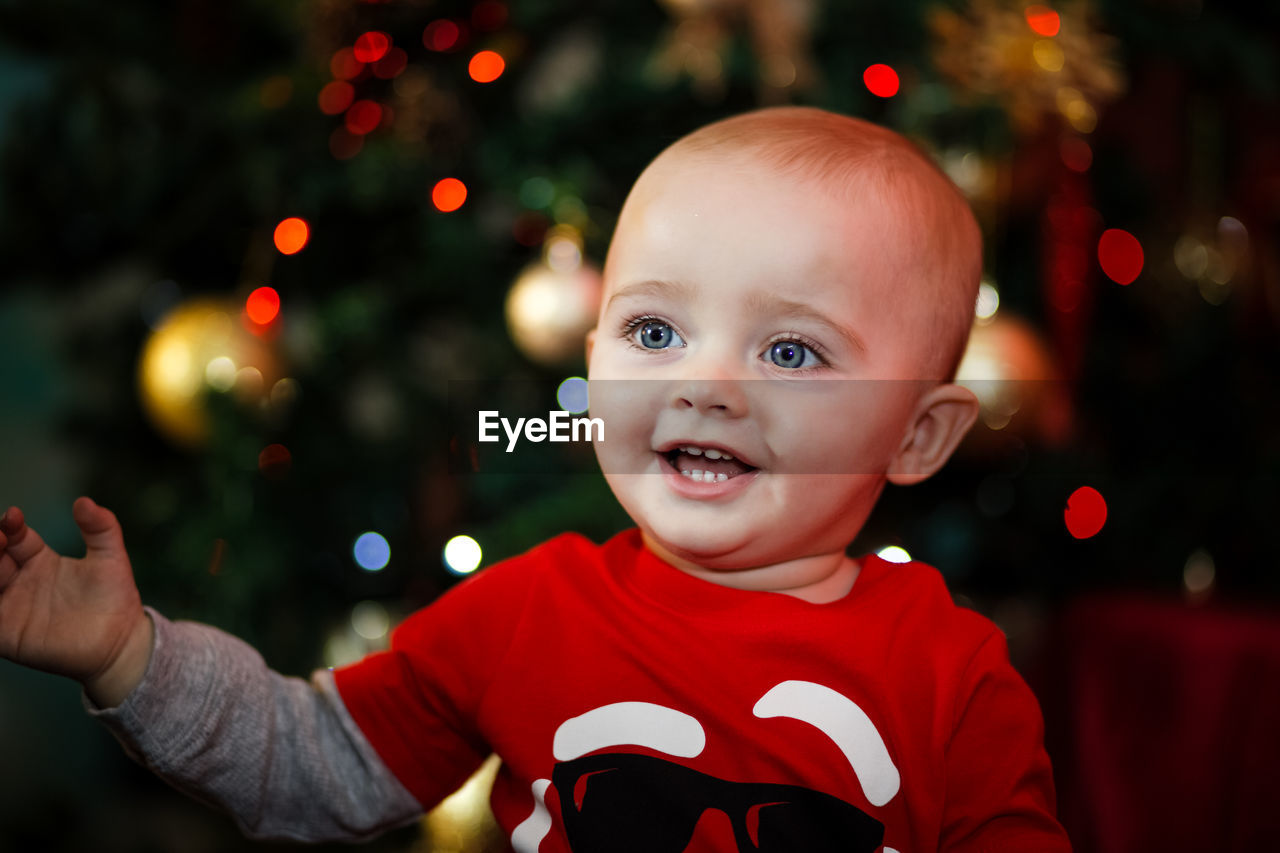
344, 100, 383, 135
1056, 87, 1098, 133
205, 356, 236, 392
520, 176, 555, 209
1033, 39, 1065, 72
318, 81, 355, 115
1060, 137, 1092, 172
351, 601, 390, 640
975, 281, 1000, 322
258, 443, 292, 478
863, 64, 899, 98
545, 228, 583, 273
1183, 549, 1215, 599
354, 532, 391, 571
273, 218, 310, 255
877, 546, 912, 563
1064, 486, 1106, 539
373, 47, 408, 79
245, 286, 280, 325
556, 377, 589, 414
469, 50, 506, 83
353, 31, 391, 64
432, 178, 468, 212
444, 535, 482, 574
424, 19, 462, 52
1024, 5, 1061, 37
330, 48, 364, 80
1097, 228, 1143, 285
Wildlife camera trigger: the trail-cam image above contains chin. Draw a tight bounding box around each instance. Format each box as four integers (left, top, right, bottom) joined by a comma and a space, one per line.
643, 522, 763, 569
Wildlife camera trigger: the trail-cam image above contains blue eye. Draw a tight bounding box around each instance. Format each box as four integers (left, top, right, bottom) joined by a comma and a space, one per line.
635, 320, 685, 349
767, 340, 820, 369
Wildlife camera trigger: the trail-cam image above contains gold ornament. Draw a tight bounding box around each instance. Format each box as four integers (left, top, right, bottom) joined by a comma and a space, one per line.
651, 0, 821, 103
930, 0, 1125, 134
137, 298, 281, 448
418, 755, 505, 853
956, 313, 1072, 447
505, 227, 602, 367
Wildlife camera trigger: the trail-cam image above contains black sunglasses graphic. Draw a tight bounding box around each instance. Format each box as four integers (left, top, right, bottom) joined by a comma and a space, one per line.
552, 752, 885, 852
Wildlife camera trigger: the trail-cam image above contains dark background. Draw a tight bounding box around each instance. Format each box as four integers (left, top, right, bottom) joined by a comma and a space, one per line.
1, 0, 1278, 849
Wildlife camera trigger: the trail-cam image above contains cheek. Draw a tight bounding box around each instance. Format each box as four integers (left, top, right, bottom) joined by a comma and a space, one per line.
588, 379, 647, 430
768, 391, 905, 474
588, 381, 659, 474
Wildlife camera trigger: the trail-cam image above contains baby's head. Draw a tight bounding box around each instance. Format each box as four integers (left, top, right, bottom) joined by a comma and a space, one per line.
586, 107, 982, 577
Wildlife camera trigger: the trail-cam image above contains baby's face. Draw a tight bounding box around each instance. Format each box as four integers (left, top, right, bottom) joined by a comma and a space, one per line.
587, 153, 935, 571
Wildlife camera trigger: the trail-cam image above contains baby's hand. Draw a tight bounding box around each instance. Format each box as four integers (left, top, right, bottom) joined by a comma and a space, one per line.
0, 497, 152, 707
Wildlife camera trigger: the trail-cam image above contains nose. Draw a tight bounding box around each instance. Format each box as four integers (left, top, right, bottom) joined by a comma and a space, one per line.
671, 376, 749, 417
681, 808, 738, 851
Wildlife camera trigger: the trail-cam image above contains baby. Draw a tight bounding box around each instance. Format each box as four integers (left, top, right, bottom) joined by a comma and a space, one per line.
0, 107, 1070, 851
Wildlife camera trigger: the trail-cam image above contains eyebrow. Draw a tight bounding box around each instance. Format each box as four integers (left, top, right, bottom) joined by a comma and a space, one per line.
744, 291, 868, 356
605, 278, 693, 313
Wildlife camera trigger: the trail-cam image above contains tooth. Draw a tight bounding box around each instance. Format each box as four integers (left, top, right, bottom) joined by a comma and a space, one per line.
689, 469, 703, 479
721, 451, 734, 461
702, 471, 716, 483
704, 449, 723, 460
715, 473, 727, 482
684, 446, 703, 456
680, 469, 692, 477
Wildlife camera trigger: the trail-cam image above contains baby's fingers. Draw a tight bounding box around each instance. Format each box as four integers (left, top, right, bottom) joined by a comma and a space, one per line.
0, 529, 15, 591
0, 506, 48, 565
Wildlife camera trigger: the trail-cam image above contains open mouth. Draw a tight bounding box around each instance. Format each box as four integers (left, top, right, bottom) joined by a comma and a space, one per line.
661, 444, 759, 484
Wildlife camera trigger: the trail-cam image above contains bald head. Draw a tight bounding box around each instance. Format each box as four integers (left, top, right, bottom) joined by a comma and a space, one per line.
610, 107, 982, 381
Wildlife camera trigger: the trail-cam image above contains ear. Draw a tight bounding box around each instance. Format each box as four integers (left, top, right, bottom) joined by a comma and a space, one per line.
584, 328, 597, 364
886, 383, 980, 486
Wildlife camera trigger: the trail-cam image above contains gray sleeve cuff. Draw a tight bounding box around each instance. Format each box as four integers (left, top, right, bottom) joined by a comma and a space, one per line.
82, 606, 423, 842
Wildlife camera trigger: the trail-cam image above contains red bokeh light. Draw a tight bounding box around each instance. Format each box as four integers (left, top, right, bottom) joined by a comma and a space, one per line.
318, 80, 355, 115
432, 178, 467, 212
373, 47, 408, 79
863, 64, 900, 98
330, 48, 364, 81
472, 1, 508, 32
258, 443, 292, 478
344, 100, 383, 135
1064, 486, 1107, 539
1025, 5, 1061, 37
1098, 228, 1144, 285
273, 218, 310, 255
423, 19, 462, 52
245, 286, 281, 325
1061, 137, 1093, 173
353, 31, 391, 64
469, 50, 505, 83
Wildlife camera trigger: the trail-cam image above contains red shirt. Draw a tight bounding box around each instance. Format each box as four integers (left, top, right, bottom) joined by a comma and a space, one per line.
334, 530, 1070, 852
